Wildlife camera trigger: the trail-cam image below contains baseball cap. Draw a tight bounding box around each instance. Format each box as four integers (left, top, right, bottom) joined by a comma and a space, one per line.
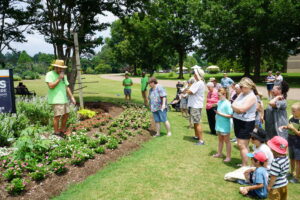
247, 152, 268, 162
267, 136, 288, 154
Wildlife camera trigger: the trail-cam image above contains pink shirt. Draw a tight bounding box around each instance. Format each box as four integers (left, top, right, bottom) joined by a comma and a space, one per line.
206, 88, 219, 109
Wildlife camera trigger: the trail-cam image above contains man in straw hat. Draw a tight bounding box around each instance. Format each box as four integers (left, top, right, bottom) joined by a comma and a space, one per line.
45, 60, 76, 137
184, 68, 206, 145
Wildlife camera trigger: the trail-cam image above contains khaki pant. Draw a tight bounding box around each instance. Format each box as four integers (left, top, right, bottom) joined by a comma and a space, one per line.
52, 104, 70, 116
269, 185, 288, 200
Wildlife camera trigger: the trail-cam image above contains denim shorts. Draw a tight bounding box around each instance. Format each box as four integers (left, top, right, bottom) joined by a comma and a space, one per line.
266, 84, 274, 91
124, 89, 131, 96
152, 109, 168, 122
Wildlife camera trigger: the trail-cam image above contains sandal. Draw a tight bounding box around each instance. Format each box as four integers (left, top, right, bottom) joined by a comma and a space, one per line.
223, 158, 231, 162
212, 154, 222, 158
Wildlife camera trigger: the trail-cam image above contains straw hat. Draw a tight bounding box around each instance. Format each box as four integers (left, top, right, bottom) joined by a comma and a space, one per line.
209, 77, 216, 82
51, 60, 67, 69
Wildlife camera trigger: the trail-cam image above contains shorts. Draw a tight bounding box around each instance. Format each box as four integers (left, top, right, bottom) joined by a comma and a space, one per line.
190, 108, 202, 124
233, 118, 255, 140
269, 185, 288, 200
124, 89, 131, 96
217, 131, 230, 136
288, 135, 300, 160
267, 84, 274, 91
52, 104, 70, 117
152, 109, 167, 122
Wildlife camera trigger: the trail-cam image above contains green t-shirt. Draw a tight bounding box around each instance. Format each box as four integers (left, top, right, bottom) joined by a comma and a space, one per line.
141, 76, 149, 91
45, 71, 69, 104
123, 78, 132, 89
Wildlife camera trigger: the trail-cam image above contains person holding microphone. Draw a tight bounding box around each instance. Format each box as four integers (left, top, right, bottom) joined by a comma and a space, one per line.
45, 60, 76, 137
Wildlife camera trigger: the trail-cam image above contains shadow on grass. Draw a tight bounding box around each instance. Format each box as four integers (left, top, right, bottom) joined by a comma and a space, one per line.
182, 135, 197, 143
223, 158, 242, 169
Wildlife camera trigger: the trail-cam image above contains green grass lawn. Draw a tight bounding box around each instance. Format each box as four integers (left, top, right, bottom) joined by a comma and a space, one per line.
17, 75, 300, 200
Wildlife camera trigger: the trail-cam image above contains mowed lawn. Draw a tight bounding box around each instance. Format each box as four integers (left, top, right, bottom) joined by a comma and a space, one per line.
17, 75, 299, 200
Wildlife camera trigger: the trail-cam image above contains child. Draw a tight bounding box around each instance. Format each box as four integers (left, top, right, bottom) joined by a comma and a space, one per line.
250, 128, 274, 169
239, 152, 269, 199
179, 81, 189, 118
280, 102, 300, 183
213, 88, 233, 162
267, 136, 289, 200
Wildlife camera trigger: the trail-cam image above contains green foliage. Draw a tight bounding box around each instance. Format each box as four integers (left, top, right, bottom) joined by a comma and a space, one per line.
98, 134, 109, 145
29, 165, 47, 181
77, 109, 96, 120
95, 63, 112, 74
85, 67, 96, 74
5, 178, 26, 195
106, 137, 119, 150
206, 67, 220, 74
50, 159, 68, 175
94, 146, 105, 154
3, 168, 22, 181
21, 71, 40, 80
13, 75, 22, 81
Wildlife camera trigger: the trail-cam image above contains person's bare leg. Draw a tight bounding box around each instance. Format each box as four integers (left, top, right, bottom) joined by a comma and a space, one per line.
237, 139, 249, 166
129, 94, 131, 101
154, 122, 161, 136
296, 160, 300, 180
164, 120, 172, 136
217, 135, 224, 156
194, 123, 203, 141
53, 116, 61, 133
291, 159, 295, 176
142, 91, 148, 106
224, 134, 231, 161
60, 113, 69, 133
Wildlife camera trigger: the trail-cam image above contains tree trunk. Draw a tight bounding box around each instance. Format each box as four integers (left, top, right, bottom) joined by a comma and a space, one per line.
282, 59, 287, 73
177, 50, 184, 79
253, 44, 261, 82
133, 64, 137, 76
67, 51, 77, 92
242, 46, 251, 77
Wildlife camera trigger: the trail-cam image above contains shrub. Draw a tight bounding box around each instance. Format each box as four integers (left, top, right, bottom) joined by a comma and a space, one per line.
50, 160, 68, 175
98, 135, 108, 145
106, 138, 118, 150
13, 75, 22, 81
77, 109, 96, 120
21, 71, 40, 80
5, 178, 26, 195
95, 146, 105, 154
3, 168, 22, 181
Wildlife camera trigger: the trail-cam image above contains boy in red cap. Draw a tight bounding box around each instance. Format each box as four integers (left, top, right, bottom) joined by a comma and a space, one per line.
239, 152, 269, 199
267, 136, 289, 200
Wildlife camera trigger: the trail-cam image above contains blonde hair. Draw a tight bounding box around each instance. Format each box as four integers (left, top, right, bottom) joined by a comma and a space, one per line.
291, 102, 300, 111
218, 88, 228, 99
239, 77, 256, 90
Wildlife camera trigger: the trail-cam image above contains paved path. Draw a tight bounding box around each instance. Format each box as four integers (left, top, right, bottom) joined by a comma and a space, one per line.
101, 74, 300, 100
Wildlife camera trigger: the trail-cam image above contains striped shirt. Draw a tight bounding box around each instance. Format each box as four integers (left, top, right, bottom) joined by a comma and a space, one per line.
269, 156, 289, 189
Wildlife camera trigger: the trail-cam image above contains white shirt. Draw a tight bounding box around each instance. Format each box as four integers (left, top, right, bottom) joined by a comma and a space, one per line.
187, 80, 205, 108
253, 143, 274, 169
274, 75, 283, 85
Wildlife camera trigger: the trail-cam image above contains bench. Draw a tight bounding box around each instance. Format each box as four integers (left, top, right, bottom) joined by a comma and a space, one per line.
14, 87, 36, 97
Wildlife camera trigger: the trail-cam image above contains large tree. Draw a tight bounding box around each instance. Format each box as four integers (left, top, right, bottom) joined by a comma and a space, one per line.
148, 0, 198, 79
0, 0, 39, 67
198, 0, 300, 80
35, 0, 149, 91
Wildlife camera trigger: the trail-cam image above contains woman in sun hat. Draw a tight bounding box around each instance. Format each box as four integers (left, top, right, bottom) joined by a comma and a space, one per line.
232, 77, 257, 167
267, 136, 289, 200
45, 60, 76, 137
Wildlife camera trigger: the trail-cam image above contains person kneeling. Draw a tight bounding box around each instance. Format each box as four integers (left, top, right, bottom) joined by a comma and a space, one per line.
239, 152, 269, 199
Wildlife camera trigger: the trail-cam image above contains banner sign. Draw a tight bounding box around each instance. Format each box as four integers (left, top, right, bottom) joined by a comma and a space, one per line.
0, 69, 16, 113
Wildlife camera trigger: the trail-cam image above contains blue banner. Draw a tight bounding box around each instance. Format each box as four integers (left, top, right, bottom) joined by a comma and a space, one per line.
0, 69, 16, 113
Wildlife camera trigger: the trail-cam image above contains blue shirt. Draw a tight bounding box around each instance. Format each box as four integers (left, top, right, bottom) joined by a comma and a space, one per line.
149, 84, 167, 112
252, 167, 269, 199
215, 99, 233, 133
221, 77, 234, 88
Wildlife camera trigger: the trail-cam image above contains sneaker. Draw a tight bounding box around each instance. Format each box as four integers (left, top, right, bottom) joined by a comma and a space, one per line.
194, 141, 205, 145
153, 134, 161, 137
230, 138, 237, 142
193, 136, 199, 140
167, 132, 172, 136
289, 178, 299, 184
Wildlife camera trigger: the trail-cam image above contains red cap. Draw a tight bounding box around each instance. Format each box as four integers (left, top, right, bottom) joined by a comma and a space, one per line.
247, 152, 268, 162
267, 136, 288, 154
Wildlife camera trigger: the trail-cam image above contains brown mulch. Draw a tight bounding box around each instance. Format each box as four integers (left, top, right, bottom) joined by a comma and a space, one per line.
0, 102, 155, 200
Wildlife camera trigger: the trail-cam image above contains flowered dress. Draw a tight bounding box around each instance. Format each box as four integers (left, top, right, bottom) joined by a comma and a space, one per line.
149, 84, 167, 112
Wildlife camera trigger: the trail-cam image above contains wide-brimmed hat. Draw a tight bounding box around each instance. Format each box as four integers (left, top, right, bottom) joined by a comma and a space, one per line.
194, 68, 205, 80
51, 60, 67, 69
247, 152, 267, 162
209, 77, 216, 82
250, 128, 267, 142
267, 136, 288, 154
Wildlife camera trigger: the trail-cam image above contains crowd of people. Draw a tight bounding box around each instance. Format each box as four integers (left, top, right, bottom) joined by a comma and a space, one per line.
46, 63, 297, 200
120, 69, 299, 200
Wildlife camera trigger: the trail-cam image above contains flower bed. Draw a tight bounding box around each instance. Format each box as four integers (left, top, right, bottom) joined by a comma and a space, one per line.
0, 101, 152, 197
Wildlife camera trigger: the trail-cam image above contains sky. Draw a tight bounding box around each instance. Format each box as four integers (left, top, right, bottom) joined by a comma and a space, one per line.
8, 12, 118, 56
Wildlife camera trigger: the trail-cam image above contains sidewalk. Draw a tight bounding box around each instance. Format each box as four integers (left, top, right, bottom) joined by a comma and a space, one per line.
101, 74, 300, 100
